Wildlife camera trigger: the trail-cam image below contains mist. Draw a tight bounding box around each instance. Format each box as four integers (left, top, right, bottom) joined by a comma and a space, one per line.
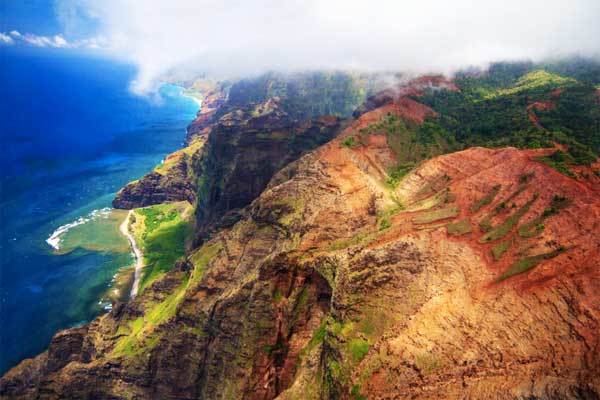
57, 0, 600, 94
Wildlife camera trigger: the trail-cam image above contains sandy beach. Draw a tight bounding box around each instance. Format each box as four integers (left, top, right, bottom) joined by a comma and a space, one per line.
119, 210, 144, 298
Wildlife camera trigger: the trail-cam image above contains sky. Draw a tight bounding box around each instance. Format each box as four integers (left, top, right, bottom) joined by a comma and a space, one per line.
2, 0, 600, 94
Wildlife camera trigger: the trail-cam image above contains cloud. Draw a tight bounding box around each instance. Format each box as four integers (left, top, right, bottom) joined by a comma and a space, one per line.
0, 33, 14, 45
56, 0, 600, 93
23, 33, 69, 48
0, 29, 107, 49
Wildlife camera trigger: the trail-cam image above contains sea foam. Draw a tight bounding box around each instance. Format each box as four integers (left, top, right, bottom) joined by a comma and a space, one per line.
46, 207, 112, 250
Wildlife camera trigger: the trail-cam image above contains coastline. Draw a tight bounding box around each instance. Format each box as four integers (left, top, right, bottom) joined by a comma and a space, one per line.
0, 76, 202, 376
180, 87, 203, 108
119, 210, 144, 298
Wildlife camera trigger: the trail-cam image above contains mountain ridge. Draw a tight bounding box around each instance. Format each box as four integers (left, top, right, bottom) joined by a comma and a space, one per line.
2, 61, 599, 400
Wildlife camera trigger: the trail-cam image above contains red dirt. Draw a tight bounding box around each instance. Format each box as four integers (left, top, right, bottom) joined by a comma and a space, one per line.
526, 101, 555, 129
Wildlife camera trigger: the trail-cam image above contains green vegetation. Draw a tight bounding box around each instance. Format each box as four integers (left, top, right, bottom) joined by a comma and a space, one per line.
319, 309, 398, 396
414, 174, 452, 200
479, 216, 493, 233
535, 151, 576, 178
412, 206, 459, 224
351, 385, 366, 400
112, 277, 189, 357
487, 70, 577, 99
306, 320, 328, 351
518, 220, 545, 238
517, 194, 569, 238
414, 352, 443, 374
341, 135, 360, 148
263, 340, 286, 356
478, 196, 536, 243
470, 185, 501, 212
410, 187, 454, 211
348, 338, 370, 362
379, 217, 391, 230
189, 242, 221, 285
380, 115, 456, 163
386, 162, 415, 188
545, 194, 570, 215
498, 247, 565, 281
475, 183, 527, 234
446, 218, 472, 235
226, 71, 373, 119
492, 238, 512, 260
419, 63, 600, 157
272, 288, 283, 303
357, 114, 457, 172
133, 202, 192, 292
327, 231, 376, 251
271, 197, 304, 227
137, 205, 178, 233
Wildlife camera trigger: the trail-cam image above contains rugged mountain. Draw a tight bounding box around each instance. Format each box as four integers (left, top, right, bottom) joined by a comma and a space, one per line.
2, 62, 600, 400
114, 71, 376, 241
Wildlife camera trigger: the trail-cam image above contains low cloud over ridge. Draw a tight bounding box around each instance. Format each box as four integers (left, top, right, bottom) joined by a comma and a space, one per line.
55, 0, 600, 93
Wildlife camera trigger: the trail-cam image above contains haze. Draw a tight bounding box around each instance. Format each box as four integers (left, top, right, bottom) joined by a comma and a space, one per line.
56, 0, 600, 93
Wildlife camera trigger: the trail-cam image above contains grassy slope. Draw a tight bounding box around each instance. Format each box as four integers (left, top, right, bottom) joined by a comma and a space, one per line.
111, 241, 220, 358
132, 202, 193, 293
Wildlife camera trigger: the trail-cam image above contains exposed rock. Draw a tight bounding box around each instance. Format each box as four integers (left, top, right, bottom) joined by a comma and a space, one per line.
186, 80, 230, 141
192, 98, 342, 242
112, 136, 206, 209
45, 326, 89, 373
353, 75, 458, 117
112, 169, 195, 210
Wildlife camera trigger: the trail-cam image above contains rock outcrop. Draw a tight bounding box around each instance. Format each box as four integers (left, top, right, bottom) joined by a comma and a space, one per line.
191, 98, 342, 242
112, 148, 200, 209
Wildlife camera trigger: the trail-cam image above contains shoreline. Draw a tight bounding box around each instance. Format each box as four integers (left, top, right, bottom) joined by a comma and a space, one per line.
119, 210, 144, 298
182, 93, 202, 108
179, 87, 203, 108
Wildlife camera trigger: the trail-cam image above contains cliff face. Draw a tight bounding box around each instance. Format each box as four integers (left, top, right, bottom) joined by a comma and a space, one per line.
2, 65, 600, 400
191, 98, 342, 242
114, 88, 343, 242
112, 139, 202, 209
112, 79, 228, 210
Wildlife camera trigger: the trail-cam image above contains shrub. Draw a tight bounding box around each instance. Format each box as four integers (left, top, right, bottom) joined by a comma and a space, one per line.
379, 217, 391, 231
470, 185, 501, 212
535, 151, 576, 178
492, 238, 512, 260
446, 218, 472, 235
479, 196, 536, 243
498, 247, 566, 281
412, 206, 459, 224
348, 338, 370, 362
386, 163, 415, 188
341, 136, 360, 148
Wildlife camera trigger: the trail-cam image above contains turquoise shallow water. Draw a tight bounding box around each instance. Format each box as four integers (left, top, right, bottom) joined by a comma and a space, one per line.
0, 47, 199, 374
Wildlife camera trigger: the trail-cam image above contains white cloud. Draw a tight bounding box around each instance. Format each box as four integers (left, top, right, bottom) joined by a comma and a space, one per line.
0, 33, 14, 45
48, 0, 600, 93
0, 29, 106, 50
22, 33, 69, 48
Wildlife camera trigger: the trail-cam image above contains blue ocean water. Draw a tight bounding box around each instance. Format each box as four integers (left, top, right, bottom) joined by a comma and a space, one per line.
0, 47, 199, 374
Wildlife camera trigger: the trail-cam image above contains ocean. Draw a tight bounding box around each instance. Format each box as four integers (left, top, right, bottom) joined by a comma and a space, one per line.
0, 47, 199, 374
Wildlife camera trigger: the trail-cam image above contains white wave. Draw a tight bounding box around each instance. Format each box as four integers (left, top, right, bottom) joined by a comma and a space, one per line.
46, 207, 112, 250
181, 92, 202, 108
